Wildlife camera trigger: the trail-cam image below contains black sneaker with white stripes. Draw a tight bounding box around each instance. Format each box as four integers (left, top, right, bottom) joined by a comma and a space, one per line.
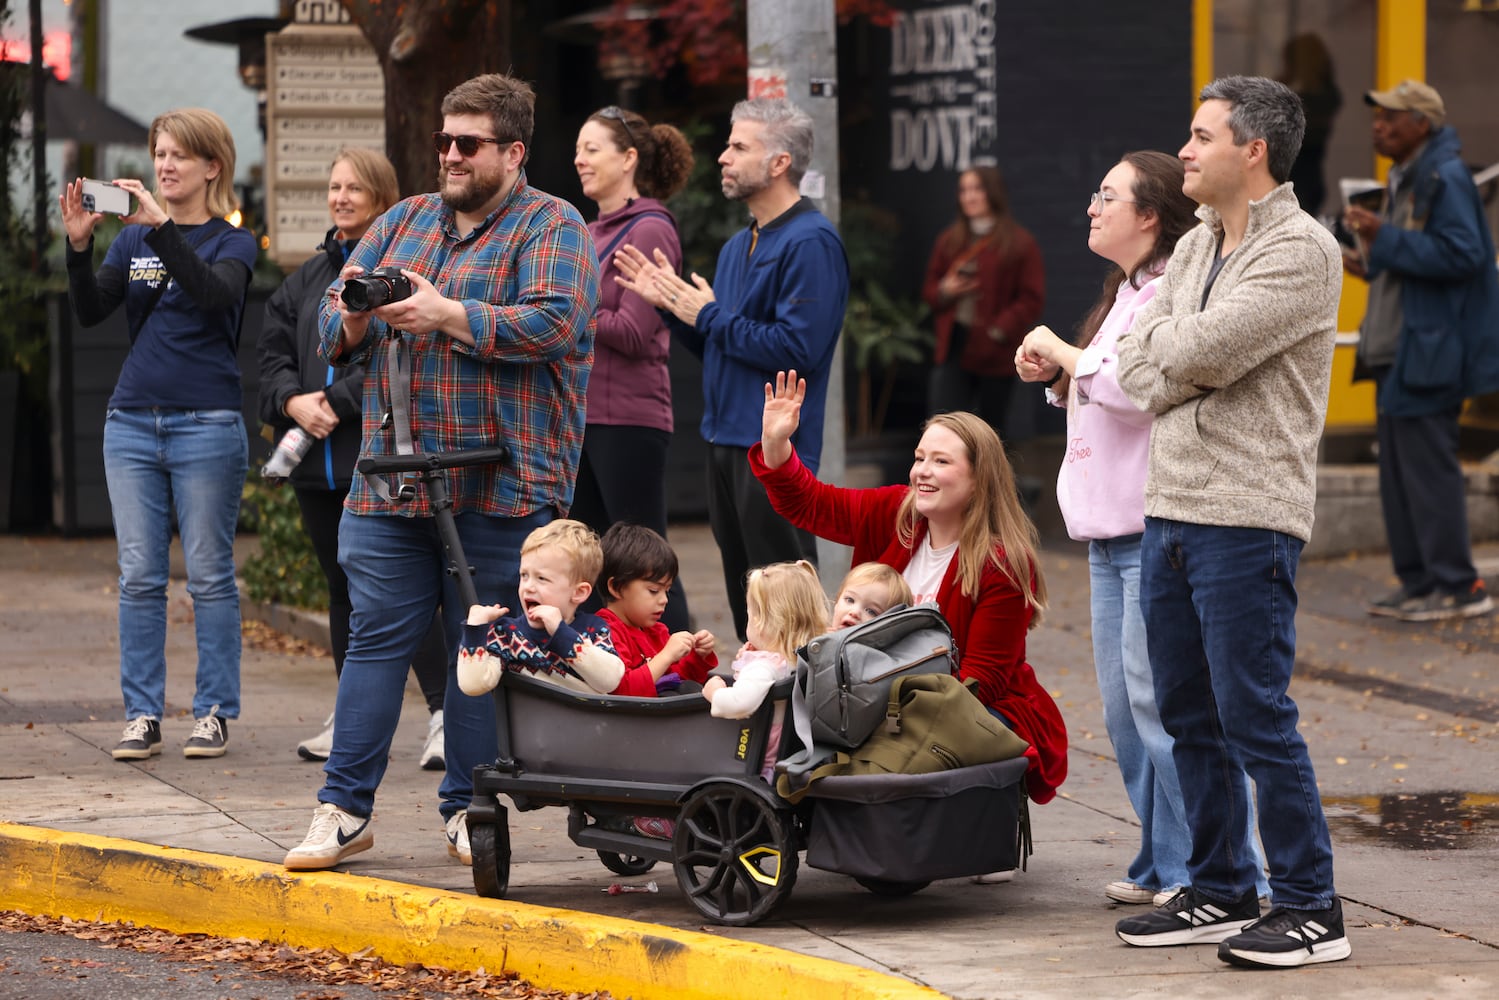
1217, 898, 1351, 968
1116, 886, 1260, 947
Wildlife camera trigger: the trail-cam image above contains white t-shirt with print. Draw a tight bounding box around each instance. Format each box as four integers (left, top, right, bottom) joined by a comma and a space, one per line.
903, 536, 957, 605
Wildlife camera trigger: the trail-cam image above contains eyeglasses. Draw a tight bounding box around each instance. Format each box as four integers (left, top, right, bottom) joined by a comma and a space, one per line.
596, 106, 640, 151
1090, 190, 1137, 209
432, 132, 511, 157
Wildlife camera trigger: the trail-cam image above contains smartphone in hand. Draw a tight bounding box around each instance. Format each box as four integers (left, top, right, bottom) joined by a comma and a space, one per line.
80, 179, 132, 215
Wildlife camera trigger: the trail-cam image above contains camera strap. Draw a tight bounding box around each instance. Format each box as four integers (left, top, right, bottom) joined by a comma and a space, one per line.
363, 331, 418, 504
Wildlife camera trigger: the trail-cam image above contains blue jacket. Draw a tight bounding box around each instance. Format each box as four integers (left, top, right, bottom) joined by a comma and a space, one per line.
1366, 127, 1499, 417
671, 199, 849, 472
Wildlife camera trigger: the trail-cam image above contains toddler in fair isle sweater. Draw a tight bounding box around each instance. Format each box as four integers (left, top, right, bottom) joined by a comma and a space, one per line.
457, 520, 625, 696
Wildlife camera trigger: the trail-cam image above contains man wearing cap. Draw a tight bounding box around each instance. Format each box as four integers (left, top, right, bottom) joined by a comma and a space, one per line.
1344, 80, 1499, 622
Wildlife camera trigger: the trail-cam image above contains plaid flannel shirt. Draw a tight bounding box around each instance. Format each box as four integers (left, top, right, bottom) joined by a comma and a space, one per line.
318, 173, 598, 518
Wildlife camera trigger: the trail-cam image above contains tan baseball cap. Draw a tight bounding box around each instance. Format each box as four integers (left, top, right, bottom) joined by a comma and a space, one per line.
1364, 79, 1446, 129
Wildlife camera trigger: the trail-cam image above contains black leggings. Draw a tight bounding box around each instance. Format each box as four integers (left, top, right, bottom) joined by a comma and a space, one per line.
570, 423, 692, 633
293, 486, 447, 713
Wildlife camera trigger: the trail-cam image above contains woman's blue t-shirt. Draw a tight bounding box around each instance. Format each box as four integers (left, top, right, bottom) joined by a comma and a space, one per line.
104, 221, 259, 411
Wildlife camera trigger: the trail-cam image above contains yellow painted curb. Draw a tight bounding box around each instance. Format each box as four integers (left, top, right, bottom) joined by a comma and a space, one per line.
0, 823, 945, 1000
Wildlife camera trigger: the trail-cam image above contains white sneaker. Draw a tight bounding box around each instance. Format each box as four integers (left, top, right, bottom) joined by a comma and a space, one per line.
1153, 887, 1185, 907
971, 869, 1016, 884
445, 809, 472, 865
284, 802, 373, 870
297, 712, 335, 761
419, 710, 445, 771
1106, 880, 1158, 904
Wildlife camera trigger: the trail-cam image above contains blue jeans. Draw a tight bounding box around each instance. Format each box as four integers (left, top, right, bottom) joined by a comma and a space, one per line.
103, 408, 247, 721
1090, 536, 1267, 896
321, 508, 551, 820
1141, 518, 1336, 910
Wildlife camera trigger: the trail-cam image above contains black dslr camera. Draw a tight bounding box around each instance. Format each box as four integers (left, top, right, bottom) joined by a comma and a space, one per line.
341, 266, 414, 312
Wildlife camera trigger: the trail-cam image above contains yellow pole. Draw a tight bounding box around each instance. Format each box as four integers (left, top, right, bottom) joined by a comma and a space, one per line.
1191, 0, 1213, 106
1329, 0, 1426, 428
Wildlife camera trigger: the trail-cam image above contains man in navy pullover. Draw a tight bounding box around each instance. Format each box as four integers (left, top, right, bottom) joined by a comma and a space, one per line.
617, 98, 850, 639
1344, 80, 1499, 622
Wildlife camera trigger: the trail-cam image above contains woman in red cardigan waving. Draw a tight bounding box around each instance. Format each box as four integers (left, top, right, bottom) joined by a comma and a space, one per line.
750, 370, 1068, 808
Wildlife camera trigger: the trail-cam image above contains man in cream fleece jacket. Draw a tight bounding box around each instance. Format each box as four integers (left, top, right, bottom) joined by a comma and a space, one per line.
1111, 76, 1351, 970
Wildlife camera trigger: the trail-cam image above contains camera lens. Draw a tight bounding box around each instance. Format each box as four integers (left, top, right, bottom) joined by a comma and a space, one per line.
341, 276, 390, 312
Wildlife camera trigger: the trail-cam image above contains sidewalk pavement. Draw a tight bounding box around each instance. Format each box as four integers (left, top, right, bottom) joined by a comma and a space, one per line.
3, 524, 1499, 998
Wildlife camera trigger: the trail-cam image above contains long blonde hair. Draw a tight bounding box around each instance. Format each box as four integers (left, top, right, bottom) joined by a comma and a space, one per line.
745, 560, 829, 663
895, 412, 1047, 623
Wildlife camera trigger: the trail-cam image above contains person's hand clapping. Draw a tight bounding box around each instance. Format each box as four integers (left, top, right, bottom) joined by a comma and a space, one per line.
760, 369, 805, 470
613, 244, 672, 308
614, 245, 715, 325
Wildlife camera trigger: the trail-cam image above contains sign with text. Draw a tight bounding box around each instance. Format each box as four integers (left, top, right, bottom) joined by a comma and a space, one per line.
887, 1, 997, 173
265, 24, 385, 268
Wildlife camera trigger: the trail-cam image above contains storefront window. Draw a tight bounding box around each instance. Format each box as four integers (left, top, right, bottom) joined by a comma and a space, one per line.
1428, 1, 1499, 242
1211, 1, 1376, 220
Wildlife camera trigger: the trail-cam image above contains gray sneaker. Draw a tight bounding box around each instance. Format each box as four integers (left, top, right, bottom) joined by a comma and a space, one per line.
183, 707, 228, 759
1395, 582, 1494, 622
112, 716, 162, 760
1367, 586, 1426, 617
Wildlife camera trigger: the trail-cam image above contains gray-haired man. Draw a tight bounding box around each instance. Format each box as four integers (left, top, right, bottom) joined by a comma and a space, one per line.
617, 98, 850, 640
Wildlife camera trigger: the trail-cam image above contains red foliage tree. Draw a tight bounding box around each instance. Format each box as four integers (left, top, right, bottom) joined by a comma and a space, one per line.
599, 0, 895, 89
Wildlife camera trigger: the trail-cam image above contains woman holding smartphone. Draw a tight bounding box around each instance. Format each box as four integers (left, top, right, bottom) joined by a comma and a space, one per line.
62, 108, 257, 762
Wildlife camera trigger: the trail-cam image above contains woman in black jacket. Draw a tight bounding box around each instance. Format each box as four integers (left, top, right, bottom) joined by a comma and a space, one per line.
257, 147, 448, 767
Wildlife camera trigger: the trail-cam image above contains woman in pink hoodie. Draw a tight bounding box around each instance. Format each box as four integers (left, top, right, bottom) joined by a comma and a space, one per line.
1016, 151, 1267, 909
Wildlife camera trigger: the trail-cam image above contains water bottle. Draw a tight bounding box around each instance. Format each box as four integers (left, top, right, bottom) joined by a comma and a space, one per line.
261, 427, 313, 479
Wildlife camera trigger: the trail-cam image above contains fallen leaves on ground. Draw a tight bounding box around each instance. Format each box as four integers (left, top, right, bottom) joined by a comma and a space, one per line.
242, 618, 328, 657
0, 910, 612, 999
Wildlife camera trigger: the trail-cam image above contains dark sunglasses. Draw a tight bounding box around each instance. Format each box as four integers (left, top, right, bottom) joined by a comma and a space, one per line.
432, 131, 512, 157
596, 106, 640, 150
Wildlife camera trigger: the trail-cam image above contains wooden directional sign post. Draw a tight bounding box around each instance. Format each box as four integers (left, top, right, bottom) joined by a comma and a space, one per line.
264, 13, 384, 269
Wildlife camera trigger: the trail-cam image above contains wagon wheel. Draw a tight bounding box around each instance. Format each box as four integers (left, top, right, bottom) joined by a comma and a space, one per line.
854, 876, 930, 897
672, 782, 797, 926
470, 817, 511, 898
597, 850, 656, 876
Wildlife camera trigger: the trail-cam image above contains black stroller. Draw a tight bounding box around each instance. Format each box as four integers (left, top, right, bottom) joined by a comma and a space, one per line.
364, 448, 1032, 927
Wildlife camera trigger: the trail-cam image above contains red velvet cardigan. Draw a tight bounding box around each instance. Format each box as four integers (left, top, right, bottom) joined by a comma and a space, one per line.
750, 444, 1068, 803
